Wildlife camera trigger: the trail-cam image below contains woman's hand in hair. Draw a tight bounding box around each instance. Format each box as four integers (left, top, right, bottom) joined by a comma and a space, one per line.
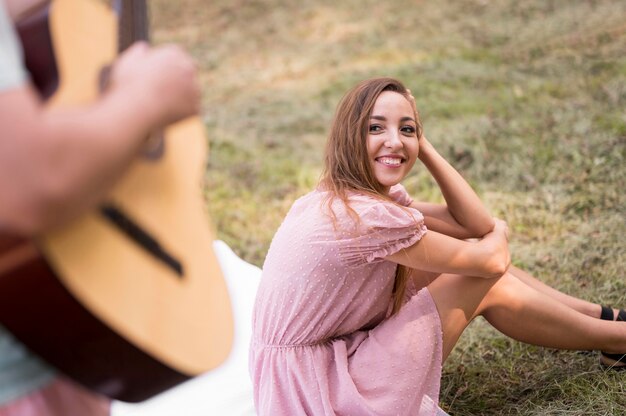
416, 134, 436, 162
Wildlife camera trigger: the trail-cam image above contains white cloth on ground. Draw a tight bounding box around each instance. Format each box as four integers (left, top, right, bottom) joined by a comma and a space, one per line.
111, 240, 259, 416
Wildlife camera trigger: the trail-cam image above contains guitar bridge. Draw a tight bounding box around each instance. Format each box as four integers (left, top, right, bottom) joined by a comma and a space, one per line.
100, 204, 183, 277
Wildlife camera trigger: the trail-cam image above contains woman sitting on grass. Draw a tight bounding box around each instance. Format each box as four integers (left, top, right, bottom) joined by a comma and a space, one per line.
249, 77, 625, 416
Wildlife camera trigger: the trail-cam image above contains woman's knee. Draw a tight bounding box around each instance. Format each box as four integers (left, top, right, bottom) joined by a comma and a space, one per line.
429, 273, 503, 320
479, 272, 528, 317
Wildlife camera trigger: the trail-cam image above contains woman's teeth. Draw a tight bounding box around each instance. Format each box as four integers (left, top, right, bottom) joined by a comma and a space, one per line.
377, 157, 402, 166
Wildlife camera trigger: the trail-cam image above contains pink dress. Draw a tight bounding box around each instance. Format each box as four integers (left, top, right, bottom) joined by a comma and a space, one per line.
250, 184, 444, 415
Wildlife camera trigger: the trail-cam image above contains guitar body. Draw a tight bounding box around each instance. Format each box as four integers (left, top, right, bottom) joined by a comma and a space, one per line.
0, 0, 233, 403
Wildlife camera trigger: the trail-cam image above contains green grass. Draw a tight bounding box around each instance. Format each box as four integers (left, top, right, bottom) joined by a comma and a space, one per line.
152, 0, 625, 413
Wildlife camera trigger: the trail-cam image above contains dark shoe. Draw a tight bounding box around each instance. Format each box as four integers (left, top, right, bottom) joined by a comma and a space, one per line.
599, 305, 626, 370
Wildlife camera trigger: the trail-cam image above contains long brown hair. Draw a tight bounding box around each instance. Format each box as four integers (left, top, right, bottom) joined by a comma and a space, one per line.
320, 77, 422, 314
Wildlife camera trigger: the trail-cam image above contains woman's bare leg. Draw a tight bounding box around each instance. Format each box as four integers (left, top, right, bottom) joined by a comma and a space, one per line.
427, 272, 626, 363
419, 265, 614, 320
508, 265, 604, 318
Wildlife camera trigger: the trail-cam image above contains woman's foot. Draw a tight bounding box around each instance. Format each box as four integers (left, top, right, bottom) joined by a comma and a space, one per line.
599, 306, 626, 370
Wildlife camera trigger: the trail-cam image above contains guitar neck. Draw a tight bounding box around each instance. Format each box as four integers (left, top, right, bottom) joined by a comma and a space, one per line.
118, 0, 149, 50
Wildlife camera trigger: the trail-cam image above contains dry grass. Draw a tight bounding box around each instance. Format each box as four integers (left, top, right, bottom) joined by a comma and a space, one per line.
151, 0, 626, 413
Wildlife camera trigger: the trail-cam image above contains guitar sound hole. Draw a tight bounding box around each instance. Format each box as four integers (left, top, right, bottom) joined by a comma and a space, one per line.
142, 131, 165, 160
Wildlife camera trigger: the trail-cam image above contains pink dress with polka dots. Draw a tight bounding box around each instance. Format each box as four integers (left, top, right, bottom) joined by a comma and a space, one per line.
250, 184, 444, 416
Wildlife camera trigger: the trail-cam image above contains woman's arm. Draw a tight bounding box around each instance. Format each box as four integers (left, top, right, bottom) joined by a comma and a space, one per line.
409, 201, 478, 240
386, 218, 510, 279
415, 136, 495, 238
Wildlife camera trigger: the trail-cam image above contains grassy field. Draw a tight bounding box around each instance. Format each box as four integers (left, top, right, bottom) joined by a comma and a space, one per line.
152, 0, 625, 414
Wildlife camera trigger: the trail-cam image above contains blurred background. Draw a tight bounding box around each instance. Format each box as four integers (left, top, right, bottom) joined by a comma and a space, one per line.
151, 0, 625, 414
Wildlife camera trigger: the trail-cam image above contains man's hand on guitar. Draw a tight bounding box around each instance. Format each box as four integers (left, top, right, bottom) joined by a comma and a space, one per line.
110, 41, 201, 129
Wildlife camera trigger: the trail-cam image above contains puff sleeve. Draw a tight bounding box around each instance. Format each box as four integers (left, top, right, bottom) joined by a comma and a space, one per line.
338, 195, 427, 267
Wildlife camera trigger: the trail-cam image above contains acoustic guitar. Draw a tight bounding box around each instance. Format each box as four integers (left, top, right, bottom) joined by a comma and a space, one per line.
0, 0, 233, 403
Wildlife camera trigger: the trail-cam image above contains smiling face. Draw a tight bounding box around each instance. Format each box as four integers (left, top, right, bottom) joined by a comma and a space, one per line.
366, 91, 420, 193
